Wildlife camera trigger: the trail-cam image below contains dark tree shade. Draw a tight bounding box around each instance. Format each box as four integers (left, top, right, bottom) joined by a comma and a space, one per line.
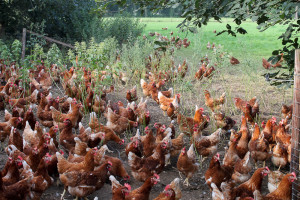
0, 0, 100, 42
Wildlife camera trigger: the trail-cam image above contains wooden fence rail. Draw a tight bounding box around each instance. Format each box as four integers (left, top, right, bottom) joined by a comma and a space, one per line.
292, 49, 300, 200
21, 28, 74, 61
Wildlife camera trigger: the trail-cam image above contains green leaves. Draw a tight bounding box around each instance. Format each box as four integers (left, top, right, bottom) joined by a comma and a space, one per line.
11, 40, 22, 62
236, 27, 247, 34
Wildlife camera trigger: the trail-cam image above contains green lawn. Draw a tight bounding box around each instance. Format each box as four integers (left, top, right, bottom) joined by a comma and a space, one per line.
140, 18, 285, 58
135, 18, 293, 113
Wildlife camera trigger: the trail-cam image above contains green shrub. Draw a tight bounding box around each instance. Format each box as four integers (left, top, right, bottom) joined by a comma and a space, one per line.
100, 14, 145, 45
120, 38, 153, 72
66, 37, 118, 69
0, 40, 12, 61
47, 43, 63, 65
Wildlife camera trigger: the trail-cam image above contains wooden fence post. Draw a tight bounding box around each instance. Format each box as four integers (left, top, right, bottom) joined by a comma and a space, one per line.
21, 28, 26, 61
26, 30, 74, 49
292, 49, 300, 200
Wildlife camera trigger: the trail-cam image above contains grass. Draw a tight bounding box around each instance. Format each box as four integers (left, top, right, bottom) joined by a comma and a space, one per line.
140, 17, 285, 58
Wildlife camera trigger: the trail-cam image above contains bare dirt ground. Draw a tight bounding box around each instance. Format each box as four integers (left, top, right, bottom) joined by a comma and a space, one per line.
0, 71, 291, 200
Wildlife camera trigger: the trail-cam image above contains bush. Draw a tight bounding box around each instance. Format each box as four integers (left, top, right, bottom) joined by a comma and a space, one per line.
99, 14, 145, 45
66, 37, 118, 69
120, 38, 153, 72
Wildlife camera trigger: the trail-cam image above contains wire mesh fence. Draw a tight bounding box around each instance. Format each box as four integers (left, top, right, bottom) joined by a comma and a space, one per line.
292, 49, 300, 200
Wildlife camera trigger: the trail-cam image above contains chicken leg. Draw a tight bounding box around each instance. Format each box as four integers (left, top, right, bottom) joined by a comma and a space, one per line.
201, 155, 207, 163
0, 141, 5, 152
177, 171, 183, 179
183, 178, 190, 186
278, 165, 282, 171
61, 189, 66, 200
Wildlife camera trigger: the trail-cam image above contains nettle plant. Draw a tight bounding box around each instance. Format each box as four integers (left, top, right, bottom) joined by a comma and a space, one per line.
69, 37, 118, 70
47, 43, 63, 66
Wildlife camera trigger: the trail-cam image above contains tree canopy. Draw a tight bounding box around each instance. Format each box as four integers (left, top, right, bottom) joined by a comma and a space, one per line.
0, 0, 100, 42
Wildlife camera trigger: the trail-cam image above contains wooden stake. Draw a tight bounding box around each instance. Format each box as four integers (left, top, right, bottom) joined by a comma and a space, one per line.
292, 49, 300, 200
21, 28, 26, 61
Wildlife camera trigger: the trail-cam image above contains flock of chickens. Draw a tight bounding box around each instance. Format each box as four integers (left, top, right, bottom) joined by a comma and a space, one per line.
0, 42, 296, 200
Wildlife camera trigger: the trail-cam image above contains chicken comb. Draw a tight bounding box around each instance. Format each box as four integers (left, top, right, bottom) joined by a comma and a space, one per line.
164, 185, 170, 191
17, 156, 23, 160
8, 157, 12, 161
265, 166, 270, 171
272, 116, 276, 121
59, 150, 64, 155
153, 174, 160, 180
124, 183, 131, 191
108, 161, 113, 166
199, 107, 204, 112
145, 126, 149, 131
292, 172, 297, 178
134, 140, 138, 147
162, 125, 166, 129
46, 153, 51, 158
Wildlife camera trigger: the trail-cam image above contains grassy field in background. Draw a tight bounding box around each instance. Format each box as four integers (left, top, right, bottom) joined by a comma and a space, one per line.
140, 18, 285, 58
137, 18, 293, 112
